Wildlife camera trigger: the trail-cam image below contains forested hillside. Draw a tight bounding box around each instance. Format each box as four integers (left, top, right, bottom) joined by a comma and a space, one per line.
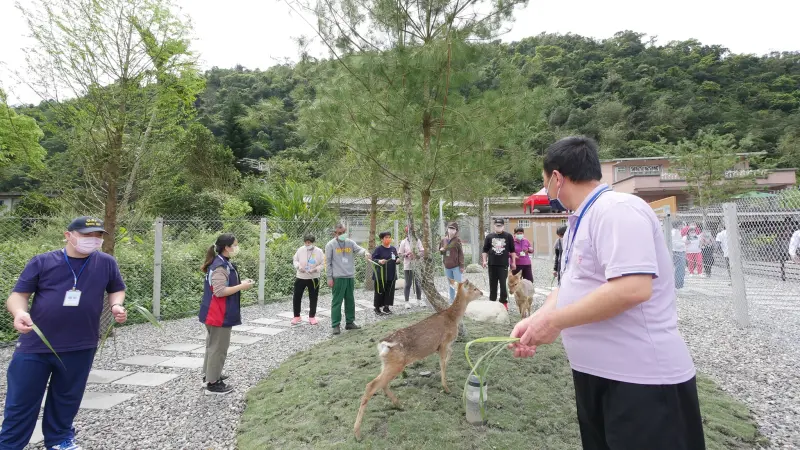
2, 31, 799, 211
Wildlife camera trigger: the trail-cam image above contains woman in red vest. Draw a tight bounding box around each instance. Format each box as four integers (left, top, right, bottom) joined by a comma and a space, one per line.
199, 233, 254, 395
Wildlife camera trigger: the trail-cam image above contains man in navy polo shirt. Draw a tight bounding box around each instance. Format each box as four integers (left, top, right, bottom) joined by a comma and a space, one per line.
0, 217, 128, 450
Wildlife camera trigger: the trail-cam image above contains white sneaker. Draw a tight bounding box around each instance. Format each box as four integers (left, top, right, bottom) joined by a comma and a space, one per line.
405, 302, 411, 309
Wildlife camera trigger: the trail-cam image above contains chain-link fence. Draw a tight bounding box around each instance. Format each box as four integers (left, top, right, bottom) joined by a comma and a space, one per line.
1, 215, 417, 344
664, 194, 800, 327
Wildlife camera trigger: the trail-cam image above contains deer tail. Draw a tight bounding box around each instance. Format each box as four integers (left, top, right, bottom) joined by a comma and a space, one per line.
378, 341, 399, 356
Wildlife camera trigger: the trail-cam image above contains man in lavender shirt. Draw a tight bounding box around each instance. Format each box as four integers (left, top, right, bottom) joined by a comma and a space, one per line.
510, 137, 704, 450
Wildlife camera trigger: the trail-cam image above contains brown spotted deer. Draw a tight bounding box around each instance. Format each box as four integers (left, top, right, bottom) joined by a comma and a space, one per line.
353, 278, 484, 439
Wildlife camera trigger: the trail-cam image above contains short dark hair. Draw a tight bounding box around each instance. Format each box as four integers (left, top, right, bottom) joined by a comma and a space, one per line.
556, 225, 567, 236
543, 136, 602, 182
379, 231, 392, 239
303, 234, 315, 243
514, 227, 524, 234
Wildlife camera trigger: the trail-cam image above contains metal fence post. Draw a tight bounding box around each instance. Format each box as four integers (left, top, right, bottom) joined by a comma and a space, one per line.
664, 214, 673, 253
723, 202, 749, 327
472, 217, 480, 264
258, 217, 267, 305
394, 220, 399, 244
152, 218, 163, 320
547, 222, 553, 259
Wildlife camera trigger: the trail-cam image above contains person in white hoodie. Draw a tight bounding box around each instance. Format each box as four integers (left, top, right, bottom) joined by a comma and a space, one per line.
291, 234, 325, 325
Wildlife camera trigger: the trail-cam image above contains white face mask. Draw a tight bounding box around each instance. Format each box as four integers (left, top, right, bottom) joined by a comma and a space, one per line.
305, 244, 313, 250
230, 245, 240, 256
447, 228, 456, 237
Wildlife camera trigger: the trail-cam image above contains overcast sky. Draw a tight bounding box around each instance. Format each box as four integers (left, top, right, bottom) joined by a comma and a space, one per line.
1, 0, 798, 104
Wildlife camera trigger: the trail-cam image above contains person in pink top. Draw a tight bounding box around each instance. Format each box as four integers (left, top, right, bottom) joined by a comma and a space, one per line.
509, 136, 704, 450
510, 226, 534, 283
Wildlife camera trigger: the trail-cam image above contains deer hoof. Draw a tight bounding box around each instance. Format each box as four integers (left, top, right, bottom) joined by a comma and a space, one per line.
354, 429, 362, 441
443, 386, 451, 394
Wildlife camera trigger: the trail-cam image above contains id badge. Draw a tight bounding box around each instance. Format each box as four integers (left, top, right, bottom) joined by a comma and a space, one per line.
445, 251, 450, 257
64, 289, 82, 307
520, 252, 526, 257
342, 257, 349, 264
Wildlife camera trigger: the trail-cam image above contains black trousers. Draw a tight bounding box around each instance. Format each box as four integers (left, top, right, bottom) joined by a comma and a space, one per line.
292, 278, 320, 317
403, 270, 421, 301
572, 370, 705, 450
511, 264, 533, 283
487, 265, 509, 303
373, 279, 396, 309
701, 247, 713, 275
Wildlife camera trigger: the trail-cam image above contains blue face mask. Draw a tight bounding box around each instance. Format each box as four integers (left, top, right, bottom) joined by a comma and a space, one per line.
546, 175, 567, 213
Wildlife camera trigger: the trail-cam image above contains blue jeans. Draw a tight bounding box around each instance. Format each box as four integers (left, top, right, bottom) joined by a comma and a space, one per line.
673, 251, 686, 289
0, 348, 95, 449
445, 267, 463, 302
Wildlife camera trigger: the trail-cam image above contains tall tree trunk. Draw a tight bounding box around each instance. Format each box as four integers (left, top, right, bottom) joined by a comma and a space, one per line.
365, 194, 378, 291
101, 130, 122, 256
419, 188, 446, 309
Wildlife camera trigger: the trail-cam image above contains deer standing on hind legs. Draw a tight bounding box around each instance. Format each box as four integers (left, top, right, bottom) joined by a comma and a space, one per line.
353, 279, 484, 440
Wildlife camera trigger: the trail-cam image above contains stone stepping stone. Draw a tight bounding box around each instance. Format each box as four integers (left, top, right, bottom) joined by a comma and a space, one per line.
232, 325, 258, 332
156, 357, 204, 369
190, 345, 240, 355
355, 300, 373, 308
244, 327, 285, 336
303, 307, 329, 313
189, 333, 207, 341
229, 335, 264, 345
268, 321, 295, 327
316, 310, 332, 317
0, 418, 42, 445
112, 372, 180, 387
248, 318, 282, 325
88, 369, 134, 384
157, 343, 204, 352
118, 355, 170, 367
80, 392, 136, 410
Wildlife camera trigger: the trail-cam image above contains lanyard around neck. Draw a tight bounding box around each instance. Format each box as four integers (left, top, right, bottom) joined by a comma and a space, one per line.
562, 187, 610, 275
62, 248, 93, 290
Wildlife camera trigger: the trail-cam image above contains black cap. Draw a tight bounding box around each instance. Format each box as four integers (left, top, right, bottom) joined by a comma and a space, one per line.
67, 216, 106, 233
493, 218, 505, 225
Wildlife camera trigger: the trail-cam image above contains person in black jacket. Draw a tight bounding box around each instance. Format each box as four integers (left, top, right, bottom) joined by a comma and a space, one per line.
371, 231, 398, 315
553, 225, 567, 285
481, 218, 517, 309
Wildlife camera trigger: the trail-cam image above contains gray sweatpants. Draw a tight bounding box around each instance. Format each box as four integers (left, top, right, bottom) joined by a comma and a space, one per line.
204, 324, 232, 384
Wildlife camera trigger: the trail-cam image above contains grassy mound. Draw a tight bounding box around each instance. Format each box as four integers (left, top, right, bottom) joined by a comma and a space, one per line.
238, 313, 767, 449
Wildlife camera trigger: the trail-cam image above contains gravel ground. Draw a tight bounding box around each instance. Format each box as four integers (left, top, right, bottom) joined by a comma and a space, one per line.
1, 261, 798, 449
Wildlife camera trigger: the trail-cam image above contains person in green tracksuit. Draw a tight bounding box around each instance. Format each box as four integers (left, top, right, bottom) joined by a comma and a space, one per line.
325, 223, 372, 335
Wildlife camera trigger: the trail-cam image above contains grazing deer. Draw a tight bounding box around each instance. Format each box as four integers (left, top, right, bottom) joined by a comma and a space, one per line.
507, 271, 534, 318
353, 279, 484, 439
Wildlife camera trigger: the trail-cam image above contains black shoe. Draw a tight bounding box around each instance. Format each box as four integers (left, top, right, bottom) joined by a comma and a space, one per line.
374, 308, 385, 316
345, 322, 361, 330
205, 380, 234, 395
332, 326, 341, 335
382, 307, 392, 314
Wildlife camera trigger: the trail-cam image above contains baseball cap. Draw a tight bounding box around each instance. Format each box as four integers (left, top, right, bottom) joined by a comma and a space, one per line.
493, 218, 505, 225
67, 216, 107, 233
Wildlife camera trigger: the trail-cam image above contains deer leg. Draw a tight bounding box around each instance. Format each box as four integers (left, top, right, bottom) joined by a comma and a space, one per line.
353, 360, 405, 440
438, 344, 453, 393
383, 386, 401, 408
